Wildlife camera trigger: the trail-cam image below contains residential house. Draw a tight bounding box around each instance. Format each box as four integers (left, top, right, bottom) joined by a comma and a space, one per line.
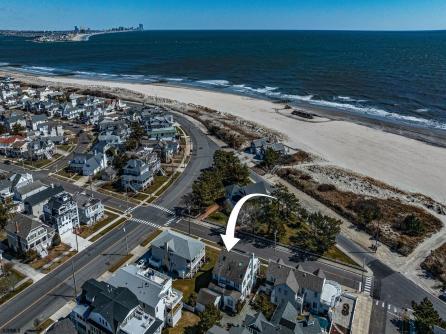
143, 114, 177, 141
5, 214, 55, 257
0, 179, 13, 202
243, 304, 323, 334
209, 251, 260, 312
207, 303, 323, 334
152, 140, 179, 163
147, 230, 205, 278
71, 279, 163, 334
29, 114, 48, 131
76, 193, 104, 226
101, 166, 118, 181
9, 172, 33, 190
265, 259, 342, 315
27, 138, 54, 160
43, 191, 80, 235
46, 318, 77, 334
6, 140, 28, 158
4, 114, 26, 131
225, 182, 272, 207
24, 184, 65, 217
250, 138, 288, 160
121, 159, 154, 192
0, 135, 25, 155
69, 152, 108, 176
108, 264, 183, 327
14, 180, 47, 202
59, 104, 85, 120
196, 288, 221, 313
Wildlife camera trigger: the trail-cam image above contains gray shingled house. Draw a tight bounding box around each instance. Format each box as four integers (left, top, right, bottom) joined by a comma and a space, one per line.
71, 279, 163, 334
147, 230, 205, 278
209, 250, 260, 312
5, 214, 55, 257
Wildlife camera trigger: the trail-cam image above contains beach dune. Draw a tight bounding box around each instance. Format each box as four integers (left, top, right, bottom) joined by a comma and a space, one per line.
43, 76, 446, 203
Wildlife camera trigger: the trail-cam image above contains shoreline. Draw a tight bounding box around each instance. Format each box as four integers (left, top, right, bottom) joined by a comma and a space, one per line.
2, 69, 446, 203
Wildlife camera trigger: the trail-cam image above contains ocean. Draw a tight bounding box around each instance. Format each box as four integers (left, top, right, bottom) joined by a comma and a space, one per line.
1, 30, 445, 130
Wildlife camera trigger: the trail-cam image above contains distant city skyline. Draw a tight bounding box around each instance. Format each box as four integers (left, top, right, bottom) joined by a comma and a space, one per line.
1, 0, 445, 31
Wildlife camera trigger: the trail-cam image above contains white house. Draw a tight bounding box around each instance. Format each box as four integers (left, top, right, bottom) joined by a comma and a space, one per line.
43, 192, 80, 235
76, 193, 104, 226
108, 264, 183, 327
209, 251, 260, 312
71, 279, 163, 334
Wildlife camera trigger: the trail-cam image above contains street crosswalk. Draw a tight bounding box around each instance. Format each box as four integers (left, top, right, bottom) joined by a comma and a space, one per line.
363, 276, 373, 296
375, 300, 399, 315
130, 218, 161, 229
148, 203, 175, 215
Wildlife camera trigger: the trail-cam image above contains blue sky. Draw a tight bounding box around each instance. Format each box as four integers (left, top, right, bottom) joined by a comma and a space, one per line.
1, 0, 445, 31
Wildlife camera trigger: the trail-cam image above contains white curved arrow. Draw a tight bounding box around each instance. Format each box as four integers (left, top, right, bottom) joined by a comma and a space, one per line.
221, 193, 275, 251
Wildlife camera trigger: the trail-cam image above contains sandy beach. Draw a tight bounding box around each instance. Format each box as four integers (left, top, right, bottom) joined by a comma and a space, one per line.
20, 76, 446, 204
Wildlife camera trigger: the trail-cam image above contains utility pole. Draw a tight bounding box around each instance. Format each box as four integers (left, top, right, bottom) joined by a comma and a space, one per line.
123, 227, 129, 256
71, 261, 77, 298
274, 229, 277, 255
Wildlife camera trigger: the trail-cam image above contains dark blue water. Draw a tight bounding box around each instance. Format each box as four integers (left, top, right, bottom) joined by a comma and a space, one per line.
1, 30, 445, 129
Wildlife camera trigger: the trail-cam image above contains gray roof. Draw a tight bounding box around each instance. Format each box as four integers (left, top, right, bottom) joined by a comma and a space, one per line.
213, 250, 252, 285
107, 265, 165, 314
0, 179, 11, 191
81, 279, 139, 333
207, 325, 230, 334
15, 180, 47, 196
271, 302, 298, 330
46, 318, 77, 334
151, 230, 204, 261
267, 260, 325, 294
5, 213, 52, 239
76, 193, 101, 209
197, 288, 221, 307
24, 185, 64, 206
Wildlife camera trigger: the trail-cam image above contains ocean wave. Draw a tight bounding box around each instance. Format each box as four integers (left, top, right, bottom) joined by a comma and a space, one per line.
307, 98, 446, 129
196, 79, 230, 86
0, 62, 10, 67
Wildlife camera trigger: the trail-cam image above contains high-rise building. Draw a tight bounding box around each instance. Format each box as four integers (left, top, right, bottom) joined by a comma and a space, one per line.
139, 23, 144, 31
74, 26, 79, 33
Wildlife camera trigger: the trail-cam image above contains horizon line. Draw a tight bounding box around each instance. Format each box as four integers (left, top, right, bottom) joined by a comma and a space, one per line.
1, 28, 446, 33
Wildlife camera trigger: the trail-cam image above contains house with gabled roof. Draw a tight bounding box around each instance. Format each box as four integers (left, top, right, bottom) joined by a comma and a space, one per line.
5, 213, 55, 257
69, 152, 108, 176
108, 264, 183, 327
209, 250, 260, 312
265, 259, 341, 315
71, 279, 163, 334
147, 230, 205, 278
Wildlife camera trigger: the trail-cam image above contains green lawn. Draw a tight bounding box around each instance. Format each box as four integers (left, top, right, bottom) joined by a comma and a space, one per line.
90, 217, 128, 242
78, 212, 119, 238
324, 246, 361, 268
140, 229, 162, 247
172, 247, 220, 303
154, 172, 180, 196
109, 254, 133, 273
207, 211, 228, 226
142, 175, 169, 195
